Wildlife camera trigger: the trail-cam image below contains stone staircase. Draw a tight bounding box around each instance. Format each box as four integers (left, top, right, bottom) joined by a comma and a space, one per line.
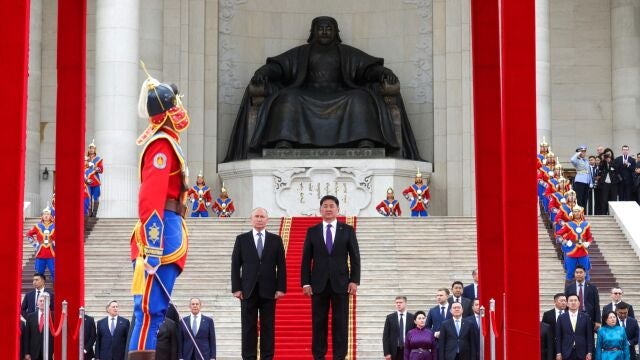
19, 215, 640, 359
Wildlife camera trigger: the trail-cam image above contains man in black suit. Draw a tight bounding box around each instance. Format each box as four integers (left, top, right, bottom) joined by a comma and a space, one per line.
301, 195, 361, 360
231, 207, 286, 360
382, 296, 416, 360
448, 281, 473, 317
564, 265, 601, 331
438, 302, 477, 360
24, 292, 54, 360
541, 293, 567, 342
180, 298, 216, 360
426, 288, 452, 337
96, 300, 130, 360
555, 294, 593, 360
157, 304, 182, 360
616, 303, 639, 360
464, 299, 481, 359
462, 269, 478, 300
602, 287, 635, 319
21, 273, 54, 319
615, 145, 636, 201
84, 313, 97, 360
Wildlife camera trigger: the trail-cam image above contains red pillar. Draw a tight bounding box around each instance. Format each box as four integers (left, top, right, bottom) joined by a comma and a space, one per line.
55, 0, 87, 358
500, 0, 540, 358
470, 0, 505, 358
2, 1, 30, 358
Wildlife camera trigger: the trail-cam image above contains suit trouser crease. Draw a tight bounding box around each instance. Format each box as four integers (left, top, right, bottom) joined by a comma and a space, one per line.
241, 282, 276, 360
312, 283, 349, 360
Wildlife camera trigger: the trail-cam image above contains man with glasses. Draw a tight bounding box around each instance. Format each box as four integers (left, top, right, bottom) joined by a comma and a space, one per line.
571, 144, 591, 208
602, 287, 635, 319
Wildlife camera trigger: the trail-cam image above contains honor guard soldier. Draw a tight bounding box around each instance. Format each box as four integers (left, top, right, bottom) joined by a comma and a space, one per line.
187, 171, 212, 217
128, 65, 190, 360
537, 136, 550, 163
556, 205, 593, 282
538, 150, 555, 202
375, 187, 402, 217
25, 205, 56, 282
402, 169, 430, 217
212, 184, 235, 217
86, 139, 104, 217
553, 190, 577, 235
548, 176, 572, 223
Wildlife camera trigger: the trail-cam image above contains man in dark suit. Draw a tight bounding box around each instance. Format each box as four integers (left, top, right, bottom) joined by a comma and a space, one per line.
180, 298, 216, 360
84, 313, 97, 360
616, 303, 639, 360
540, 322, 555, 360
426, 288, 452, 337
541, 293, 567, 342
96, 300, 130, 360
564, 265, 601, 330
24, 292, 54, 360
462, 269, 478, 300
157, 304, 182, 360
602, 287, 635, 319
615, 145, 636, 201
448, 281, 473, 317
464, 299, 481, 359
21, 273, 54, 319
231, 207, 286, 360
382, 296, 416, 360
301, 195, 361, 360
438, 302, 477, 360
555, 294, 593, 360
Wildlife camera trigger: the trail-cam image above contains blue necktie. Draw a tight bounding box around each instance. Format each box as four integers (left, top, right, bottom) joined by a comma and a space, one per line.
440, 306, 445, 320
256, 232, 264, 259
326, 224, 333, 254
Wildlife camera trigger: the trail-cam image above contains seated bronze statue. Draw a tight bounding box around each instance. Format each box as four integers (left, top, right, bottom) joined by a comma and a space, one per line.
224, 16, 422, 161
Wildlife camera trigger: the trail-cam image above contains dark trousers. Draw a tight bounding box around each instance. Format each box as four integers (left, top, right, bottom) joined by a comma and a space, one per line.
599, 183, 618, 215
619, 181, 633, 201
391, 347, 404, 360
574, 182, 590, 208
311, 282, 349, 360
630, 345, 637, 360
241, 283, 276, 360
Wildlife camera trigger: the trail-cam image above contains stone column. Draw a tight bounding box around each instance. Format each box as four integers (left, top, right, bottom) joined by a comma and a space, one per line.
25, 0, 43, 216
611, 0, 640, 151
535, 0, 551, 142
94, 0, 140, 217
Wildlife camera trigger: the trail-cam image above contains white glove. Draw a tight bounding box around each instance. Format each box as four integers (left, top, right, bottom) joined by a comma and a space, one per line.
566, 240, 573, 247
584, 242, 590, 248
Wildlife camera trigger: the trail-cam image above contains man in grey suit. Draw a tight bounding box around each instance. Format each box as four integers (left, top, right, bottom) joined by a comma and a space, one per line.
382, 296, 416, 360
231, 207, 287, 360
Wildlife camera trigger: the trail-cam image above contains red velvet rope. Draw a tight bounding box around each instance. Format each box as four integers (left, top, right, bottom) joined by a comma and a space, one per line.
71, 316, 82, 341
48, 311, 66, 337
489, 310, 499, 338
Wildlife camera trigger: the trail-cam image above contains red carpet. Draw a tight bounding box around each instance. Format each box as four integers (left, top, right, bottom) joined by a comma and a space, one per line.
274, 216, 357, 359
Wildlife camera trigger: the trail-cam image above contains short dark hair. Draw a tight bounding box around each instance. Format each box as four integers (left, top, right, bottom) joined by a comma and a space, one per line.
33, 273, 46, 281
395, 296, 407, 302
567, 294, 579, 301
553, 293, 566, 301
616, 302, 629, 311
602, 310, 617, 323
575, 264, 586, 272
320, 195, 339, 207
451, 280, 464, 288
588, 155, 596, 160
414, 310, 426, 318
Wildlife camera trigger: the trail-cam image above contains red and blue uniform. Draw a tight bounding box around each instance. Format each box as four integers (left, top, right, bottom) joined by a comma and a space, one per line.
556, 219, 593, 281
25, 220, 56, 281
212, 196, 235, 217
375, 199, 401, 217
187, 185, 212, 217
129, 127, 188, 351
86, 154, 104, 202
83, 182, 91, 216
402, 183, 430, 217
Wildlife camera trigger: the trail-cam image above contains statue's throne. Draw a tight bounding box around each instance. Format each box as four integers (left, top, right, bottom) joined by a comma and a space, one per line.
245, 82, 404, 157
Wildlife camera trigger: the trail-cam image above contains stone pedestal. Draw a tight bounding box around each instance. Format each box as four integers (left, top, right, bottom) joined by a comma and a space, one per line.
218, 159, 432, 217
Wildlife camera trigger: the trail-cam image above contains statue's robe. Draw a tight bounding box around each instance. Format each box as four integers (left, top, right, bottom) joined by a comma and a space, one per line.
224, 42, 423, 161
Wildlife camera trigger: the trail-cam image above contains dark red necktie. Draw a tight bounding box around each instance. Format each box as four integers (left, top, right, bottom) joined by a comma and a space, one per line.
579, 284, 585, 312
39, 312, 44, 332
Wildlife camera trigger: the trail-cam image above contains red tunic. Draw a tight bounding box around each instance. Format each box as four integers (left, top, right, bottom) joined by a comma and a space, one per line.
26, 222, 56, 258
187, 185, 212, 212
375, 199, 402, 216
556, 220, 593, 258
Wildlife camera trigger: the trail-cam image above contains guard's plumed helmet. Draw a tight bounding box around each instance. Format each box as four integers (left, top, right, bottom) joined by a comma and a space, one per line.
137, 61, 190, 145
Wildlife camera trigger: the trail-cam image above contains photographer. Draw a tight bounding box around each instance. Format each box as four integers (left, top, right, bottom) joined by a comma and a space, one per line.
571, 144, 590, 208
597, 148, 620, 214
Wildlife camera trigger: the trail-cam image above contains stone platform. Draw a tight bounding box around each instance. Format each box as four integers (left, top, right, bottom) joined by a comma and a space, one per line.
218, 158, 432, 217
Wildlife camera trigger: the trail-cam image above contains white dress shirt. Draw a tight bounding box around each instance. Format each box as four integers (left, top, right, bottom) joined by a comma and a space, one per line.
252, 229, 265, 248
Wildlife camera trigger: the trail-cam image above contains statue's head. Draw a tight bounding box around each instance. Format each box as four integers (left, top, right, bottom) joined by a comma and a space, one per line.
307, 16, 342, 45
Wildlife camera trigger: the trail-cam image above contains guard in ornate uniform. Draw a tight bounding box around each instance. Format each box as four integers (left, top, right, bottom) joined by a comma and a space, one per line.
537, 136, 549, 163
187, 171, 212, 217
25, 205, 56, 282
402, 169, 430, 217
128, 67, 190, 359
86, 139, 104, 217
548, 176, 572, 223
556, 205, 593, 281
553, 190, 577, 235
375, 187, 402, 216
212, 185, 235, 217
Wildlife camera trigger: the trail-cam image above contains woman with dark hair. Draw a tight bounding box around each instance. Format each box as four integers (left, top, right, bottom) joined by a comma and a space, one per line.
404, 310, 437, 360
597, 148, 620, 214
595, 310, 629, 359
